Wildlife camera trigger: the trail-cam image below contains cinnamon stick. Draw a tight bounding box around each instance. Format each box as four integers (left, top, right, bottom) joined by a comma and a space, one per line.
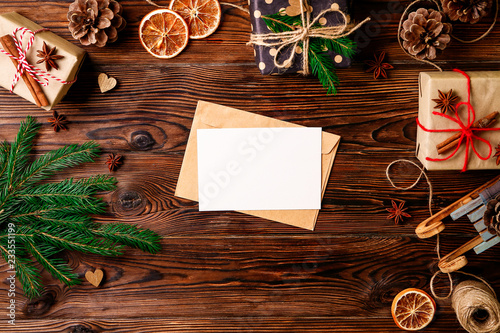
436, 111, 499, 155
0, 34, 49, 107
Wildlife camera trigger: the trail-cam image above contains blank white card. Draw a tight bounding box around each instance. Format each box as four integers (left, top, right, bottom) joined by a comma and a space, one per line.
197, 127, 322, 211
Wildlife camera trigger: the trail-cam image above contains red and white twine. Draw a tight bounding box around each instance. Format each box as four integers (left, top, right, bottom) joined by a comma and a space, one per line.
0, 27, 76, 93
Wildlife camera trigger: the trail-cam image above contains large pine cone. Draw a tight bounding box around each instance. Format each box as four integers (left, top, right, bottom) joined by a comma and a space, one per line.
400, 8, 452, 60
484, 196, 500, 235
68, 0, 126, 47
441, 0, 492, 24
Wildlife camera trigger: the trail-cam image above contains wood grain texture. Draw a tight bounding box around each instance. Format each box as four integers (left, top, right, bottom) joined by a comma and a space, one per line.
1, 0, 500, 331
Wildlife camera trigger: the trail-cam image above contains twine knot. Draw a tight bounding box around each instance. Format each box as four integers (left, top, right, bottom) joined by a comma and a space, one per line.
248, 0, 370, 75
0, 27, 75, 93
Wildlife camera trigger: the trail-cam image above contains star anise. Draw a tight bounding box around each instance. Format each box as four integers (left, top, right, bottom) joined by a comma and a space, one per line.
365, 51, 394, 79
432, 89, 459, 114
386, 200, 411, 224
36, 42, 64, 71
48, 111, 68, 132
105, 153, 123, 172
494, 144, 500, 165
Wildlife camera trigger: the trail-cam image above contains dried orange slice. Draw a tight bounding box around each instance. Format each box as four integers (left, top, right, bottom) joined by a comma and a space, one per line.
139, 9, 189, 59
169, 0, 221, 39
391, 288, 436, 331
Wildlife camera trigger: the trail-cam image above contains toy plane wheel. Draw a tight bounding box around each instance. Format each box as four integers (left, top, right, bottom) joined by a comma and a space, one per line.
415, 220, 445, 239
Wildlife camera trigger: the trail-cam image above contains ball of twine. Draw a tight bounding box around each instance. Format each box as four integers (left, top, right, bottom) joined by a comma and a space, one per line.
452, 280, 500, 333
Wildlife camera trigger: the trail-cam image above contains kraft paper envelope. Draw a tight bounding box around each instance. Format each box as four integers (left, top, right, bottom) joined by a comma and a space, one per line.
175, 100, 341, 230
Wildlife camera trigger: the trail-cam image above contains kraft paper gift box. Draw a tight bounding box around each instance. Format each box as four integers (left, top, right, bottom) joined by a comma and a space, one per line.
249, 0, 352, 75
0, 12, 86, 110
175, 101, 341, 230
416, 71, 500, 171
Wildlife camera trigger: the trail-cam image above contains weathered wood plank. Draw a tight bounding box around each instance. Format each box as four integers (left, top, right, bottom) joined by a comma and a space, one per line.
0, 236, 499, 320
0, 317, 481, 333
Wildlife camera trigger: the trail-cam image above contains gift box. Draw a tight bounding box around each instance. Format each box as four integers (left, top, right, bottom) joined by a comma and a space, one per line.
249, 0, 352, 75
0, 12, 86, 110
416, 71, 500, 171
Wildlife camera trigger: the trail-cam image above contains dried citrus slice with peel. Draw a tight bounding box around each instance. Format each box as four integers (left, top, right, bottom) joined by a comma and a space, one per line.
139, 9, 189, 59
391, 288, 436, 331
170, 0, 221, 39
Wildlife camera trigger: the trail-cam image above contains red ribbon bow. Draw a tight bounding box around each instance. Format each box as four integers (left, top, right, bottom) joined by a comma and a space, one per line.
0, 27, 75, 92
417, 69, 500, 172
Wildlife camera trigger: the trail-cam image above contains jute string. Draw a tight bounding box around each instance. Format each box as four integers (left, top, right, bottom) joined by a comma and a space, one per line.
452, 280, 500, 333
247, 0, 370, 75
397, 0, 499, 71
386, 159, 500, 332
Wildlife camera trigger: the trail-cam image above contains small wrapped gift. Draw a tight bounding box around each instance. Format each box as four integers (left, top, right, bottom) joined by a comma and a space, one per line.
0, 12, 86, 110
416, 70, 500, 171
249, 0, 352, 75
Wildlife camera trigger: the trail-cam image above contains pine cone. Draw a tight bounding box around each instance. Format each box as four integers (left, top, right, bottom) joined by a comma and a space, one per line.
484, 196, 500, 235
67, 0, 126, 47
441, 0, 492, 24
400, 8, 452, 60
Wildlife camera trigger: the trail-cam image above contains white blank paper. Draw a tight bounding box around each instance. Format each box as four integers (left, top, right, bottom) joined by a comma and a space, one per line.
197, 127, 322, 211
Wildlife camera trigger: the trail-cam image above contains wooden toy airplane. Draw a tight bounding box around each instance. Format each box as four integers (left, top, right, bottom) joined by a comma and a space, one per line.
415, 175, 500, 273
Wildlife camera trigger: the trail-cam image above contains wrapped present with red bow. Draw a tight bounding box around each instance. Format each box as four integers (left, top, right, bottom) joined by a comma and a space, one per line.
416, 70, 500, 171
0, 12, 86, 110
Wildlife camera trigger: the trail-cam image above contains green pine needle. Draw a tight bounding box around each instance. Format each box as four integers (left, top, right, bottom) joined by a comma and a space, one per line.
0, 241, 43, 299
309, 43, 340, 96
17, 141, 101, 189
261, 11, 357, 95
92, 223, 162, 254
5, 117, 40, 190
0, 117, 162, 299
322, 37, 357, 59
261, 12, 300, 33
25, 242, 80, 287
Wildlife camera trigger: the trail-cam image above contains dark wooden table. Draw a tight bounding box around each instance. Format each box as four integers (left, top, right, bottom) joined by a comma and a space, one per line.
1, 0, 500, 332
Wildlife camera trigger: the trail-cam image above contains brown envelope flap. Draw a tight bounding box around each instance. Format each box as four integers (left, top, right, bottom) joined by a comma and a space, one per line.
198, 101, 340, 154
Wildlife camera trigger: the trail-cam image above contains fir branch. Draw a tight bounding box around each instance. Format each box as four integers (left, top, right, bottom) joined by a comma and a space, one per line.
322, 37, 357, 59
12, 214, 93, 231
15, 141, 101, 190
18, 225, 124, 256
309, 43, 339, 95
25, 242, 79, 286
92, 223, 162, 254
12, 200, 107, 218
77, 175, 117, 192
15, 178, 103, 208
262, 12, 300, 33
0, 140, 10, 181
0, 241, 43, 299
0, 117, 162, 299
4, 117, 40, 191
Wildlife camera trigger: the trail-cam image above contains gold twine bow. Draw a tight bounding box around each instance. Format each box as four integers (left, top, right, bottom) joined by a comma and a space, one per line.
248, 0, 370, 75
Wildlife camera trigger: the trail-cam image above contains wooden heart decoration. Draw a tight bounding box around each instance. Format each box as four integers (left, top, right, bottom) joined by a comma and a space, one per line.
85, 268, 104, 287
98, 73, 117, 93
